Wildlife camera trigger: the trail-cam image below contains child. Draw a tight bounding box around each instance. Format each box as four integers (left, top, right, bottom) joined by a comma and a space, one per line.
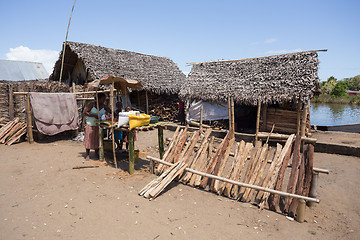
114, 102, 124, 151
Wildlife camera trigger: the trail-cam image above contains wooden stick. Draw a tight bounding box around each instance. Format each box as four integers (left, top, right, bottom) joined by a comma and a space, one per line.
158, 126, 165, 159
269, 134, 295, 211
129, 130, 135, 174
303, 144, 314, 196
222, 141, 243, 197
284, 135, 302, 213
25, 94, 34, 143
296, 100, 302, 135
255, 100, 261, 142
72, 165, 99, 169
231, 97, 235, 137
228, 96, 232, 132
110, 82, 117, 169
146, 156, 320, 203
288, 145, 307, 217
300, 103, 308, 137
200, 104, 203, 128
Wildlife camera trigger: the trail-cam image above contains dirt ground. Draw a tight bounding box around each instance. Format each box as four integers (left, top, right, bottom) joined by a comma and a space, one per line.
1, 130, 359, 240
312, 131, 360, 147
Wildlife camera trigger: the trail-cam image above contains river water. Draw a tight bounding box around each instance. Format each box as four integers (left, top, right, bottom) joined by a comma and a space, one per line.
310, 103, 360, 126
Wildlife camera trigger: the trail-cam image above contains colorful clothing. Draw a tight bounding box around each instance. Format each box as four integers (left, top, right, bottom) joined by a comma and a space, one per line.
86, 107, 105, 126
114, 130, 123, 141
83, 125, 99, 149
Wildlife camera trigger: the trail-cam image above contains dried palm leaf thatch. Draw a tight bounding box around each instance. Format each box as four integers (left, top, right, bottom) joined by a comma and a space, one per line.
180, 51, 322, 106
50, 41, 186, 95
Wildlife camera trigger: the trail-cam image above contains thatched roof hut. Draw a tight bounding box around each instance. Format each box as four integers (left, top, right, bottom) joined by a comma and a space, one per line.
50, 41, 185, 95
181, 50, 324, 105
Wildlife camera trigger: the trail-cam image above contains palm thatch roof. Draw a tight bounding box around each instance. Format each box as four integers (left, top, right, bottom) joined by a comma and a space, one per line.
180, 50, 324, 105
50, 41, 185, 94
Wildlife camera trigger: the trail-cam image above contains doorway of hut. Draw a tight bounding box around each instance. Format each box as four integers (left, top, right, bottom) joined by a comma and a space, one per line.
234, 104, 258, 133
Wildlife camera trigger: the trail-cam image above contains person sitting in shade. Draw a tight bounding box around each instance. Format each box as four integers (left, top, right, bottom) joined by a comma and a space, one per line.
114, 101, 125, 152
83, 93, 111, 160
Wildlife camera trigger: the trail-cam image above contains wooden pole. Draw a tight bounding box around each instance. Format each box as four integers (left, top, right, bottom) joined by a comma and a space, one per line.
255, 100, 261, 142
200, 104, 203, 128
25, 94, 34, 143
9, 86, 14, 120
300, 102, 308, 137
296, 100, 302, 135
110, 82, 117, 168
308, 171, 319, 207
158, 126, 164, 159
96, 91, 104, 161
129, 130, 135, 175
231, 97, 235, 137
59, 0, 77, 83
146, 155, 320, 203
228, 96, 232, 132
145, 90, 149, 114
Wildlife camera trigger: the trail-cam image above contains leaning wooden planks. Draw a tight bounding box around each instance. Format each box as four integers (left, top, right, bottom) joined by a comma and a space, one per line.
0, 118, 27, 145
139, 160, 187, 199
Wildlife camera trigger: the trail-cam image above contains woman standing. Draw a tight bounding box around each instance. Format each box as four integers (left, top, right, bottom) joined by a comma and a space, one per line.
83, 93, 111, 160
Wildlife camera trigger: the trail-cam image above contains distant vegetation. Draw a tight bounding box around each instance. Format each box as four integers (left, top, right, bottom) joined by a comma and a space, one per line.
312, 75, 360, 104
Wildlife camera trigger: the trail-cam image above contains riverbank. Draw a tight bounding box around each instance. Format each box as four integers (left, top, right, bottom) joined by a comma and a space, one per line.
311, 95, 360, 105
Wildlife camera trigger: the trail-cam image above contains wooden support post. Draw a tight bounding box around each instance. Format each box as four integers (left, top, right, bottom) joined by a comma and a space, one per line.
231, 97, 235, 137
228, 96, 232, 132
145, 90, 149, 114
110, 82, 117, 168
99, 127, 104, 161
25, 94, 34, 143
261, 104, 267, 131
72, 82, 76, 93
300, 102, 308, 137
296, 199, 306, 223
129, 130, 135, 175
150, 159, 155, 174
296, 100, 302, 135
200, 104, 203, 128
158, 126, 164, 159
9, 86, 14, 120
308, 171, 319, 207
255, 100, 261, 142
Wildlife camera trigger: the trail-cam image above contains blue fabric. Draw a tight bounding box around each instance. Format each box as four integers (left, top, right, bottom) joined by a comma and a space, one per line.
114, 130, 123, 141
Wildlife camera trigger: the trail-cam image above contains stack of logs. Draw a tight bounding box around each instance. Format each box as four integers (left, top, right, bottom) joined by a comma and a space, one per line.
0, 117, 27, 145
155, 127, 314, 217
149, 101, 178, 122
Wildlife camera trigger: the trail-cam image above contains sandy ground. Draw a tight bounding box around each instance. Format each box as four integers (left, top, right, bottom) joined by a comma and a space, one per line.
312, 131, 360, 147
1, 130, 359, 240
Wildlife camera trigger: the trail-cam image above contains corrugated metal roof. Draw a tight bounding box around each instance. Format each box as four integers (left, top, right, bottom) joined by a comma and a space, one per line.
0, 59, 49, 81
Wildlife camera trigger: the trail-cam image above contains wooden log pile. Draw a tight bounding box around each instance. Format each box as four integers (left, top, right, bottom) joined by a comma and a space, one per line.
0, 117, 27, 145
146, 126, 315, 216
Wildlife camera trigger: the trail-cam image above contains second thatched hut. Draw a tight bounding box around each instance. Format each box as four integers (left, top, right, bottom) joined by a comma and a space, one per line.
181, 50, 325, 135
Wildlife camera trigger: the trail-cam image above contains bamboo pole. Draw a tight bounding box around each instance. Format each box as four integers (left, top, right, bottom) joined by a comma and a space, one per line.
110, 82, 117, 168
255, 100, 261, 142
296, 100, 302, 135
59, 0, 77, 83
231, 97, 235, 137
25, 94, 34, 143
145, 90, 149, 114
129, 130, 135, 174
146, 156, 320, 203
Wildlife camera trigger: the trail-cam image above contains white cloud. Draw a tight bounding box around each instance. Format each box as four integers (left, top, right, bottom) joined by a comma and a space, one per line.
265, 48, 303, 54
6, 46, 59, 76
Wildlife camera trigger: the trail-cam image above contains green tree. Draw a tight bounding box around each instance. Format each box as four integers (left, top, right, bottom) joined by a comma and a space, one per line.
331, 81, 347, 97
321, 76, 337, 94
347, 75, 360, 91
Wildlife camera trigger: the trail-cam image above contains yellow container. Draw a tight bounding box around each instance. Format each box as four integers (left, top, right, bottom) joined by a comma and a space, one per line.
128, 114, 150, 129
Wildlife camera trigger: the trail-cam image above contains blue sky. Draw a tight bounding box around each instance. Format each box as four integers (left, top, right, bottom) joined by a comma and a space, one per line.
0, 0, 359, 81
